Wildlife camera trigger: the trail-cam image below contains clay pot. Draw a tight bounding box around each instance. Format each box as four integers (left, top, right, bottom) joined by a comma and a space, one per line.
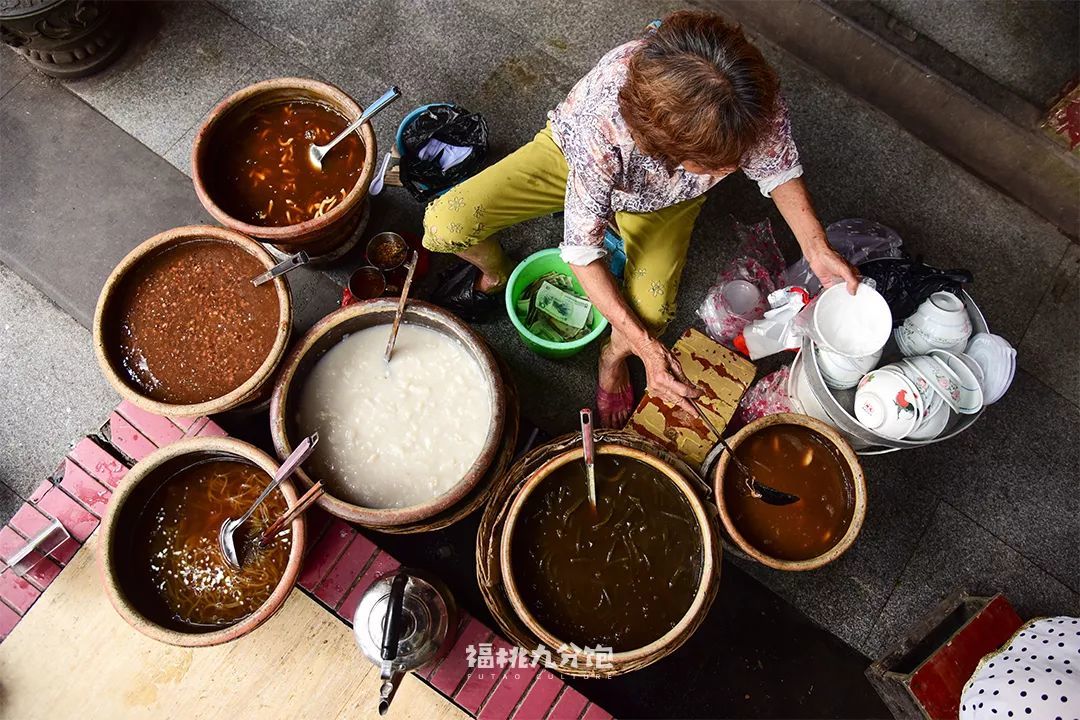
712, 413, 867, 571
499, 443, 719, 670
191, 77, 377, 257
269, 299, 507, 529
98, 437, 305, 647
92, 225, 292, 418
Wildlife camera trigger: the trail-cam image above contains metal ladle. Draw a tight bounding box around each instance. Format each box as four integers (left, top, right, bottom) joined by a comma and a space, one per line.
251, 250, 309, 287
218, 433, 319, 568
580, 408, 597, 509
308, 86, 401, 172
688, 399, 800, 506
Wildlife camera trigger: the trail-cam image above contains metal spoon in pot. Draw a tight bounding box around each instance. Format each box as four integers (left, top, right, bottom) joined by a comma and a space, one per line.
687, 399, 800, 506
219, 433, 319, 568
308, 86, 401, 172
251, 250, 310, 287
580, 408, 597, 509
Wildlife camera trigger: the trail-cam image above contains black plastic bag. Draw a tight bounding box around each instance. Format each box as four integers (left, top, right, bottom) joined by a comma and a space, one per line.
858, 257, 973, 325
399, 104, 488, 203
430, 262, 500, 323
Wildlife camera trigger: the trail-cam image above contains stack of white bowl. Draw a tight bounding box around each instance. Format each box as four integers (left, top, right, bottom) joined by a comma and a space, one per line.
965, 333, 1016, 404
894, 291, 972, 355
855, 349, 985, 440
812, 284, 893, 390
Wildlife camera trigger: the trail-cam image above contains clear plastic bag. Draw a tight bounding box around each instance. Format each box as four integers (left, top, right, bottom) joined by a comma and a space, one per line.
781, 218, 905, 295
730, 366, 794, 431
698, 218, 786, 346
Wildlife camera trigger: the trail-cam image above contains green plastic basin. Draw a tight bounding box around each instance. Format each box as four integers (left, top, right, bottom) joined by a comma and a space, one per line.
505, 248, 608, 359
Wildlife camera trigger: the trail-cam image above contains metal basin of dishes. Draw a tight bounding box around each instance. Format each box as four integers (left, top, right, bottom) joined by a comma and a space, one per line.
269, 299, 507, 528
99, 438, 306, 647
92, 225, 293, 418
792, 290, 988, 454
191, 77, 376, 257
498, 443, 720, 672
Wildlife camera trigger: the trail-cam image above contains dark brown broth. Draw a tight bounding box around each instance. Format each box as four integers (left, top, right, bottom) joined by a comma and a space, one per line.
511, 454, 703, 652
208, 100, 364, 226
724, 425, 854, 561
127, 460, 290, 631
110, 240, 280, 405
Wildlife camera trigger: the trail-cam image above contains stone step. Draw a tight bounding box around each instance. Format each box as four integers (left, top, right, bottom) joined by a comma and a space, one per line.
708, 0, 1079, 239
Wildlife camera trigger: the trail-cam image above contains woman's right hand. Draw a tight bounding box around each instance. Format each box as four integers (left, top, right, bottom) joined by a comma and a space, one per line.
634, 338, 702, 413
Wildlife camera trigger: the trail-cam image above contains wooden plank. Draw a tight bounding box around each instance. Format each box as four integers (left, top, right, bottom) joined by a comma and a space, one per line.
0, 537, 468, 720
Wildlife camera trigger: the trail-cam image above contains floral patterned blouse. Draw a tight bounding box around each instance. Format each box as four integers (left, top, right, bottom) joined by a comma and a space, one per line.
548, 40, 803, 266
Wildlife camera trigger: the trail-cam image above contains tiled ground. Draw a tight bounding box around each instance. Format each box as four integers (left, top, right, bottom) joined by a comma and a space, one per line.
1, 0, 1077, 702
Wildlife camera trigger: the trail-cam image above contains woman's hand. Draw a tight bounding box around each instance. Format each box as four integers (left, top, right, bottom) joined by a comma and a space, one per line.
807, 244, 860, 294
634, 338, 702, 413
770, 178, 860, 295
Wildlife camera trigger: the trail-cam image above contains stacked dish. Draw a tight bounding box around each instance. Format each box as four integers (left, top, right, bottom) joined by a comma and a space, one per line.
965, 333, 1016, 405
853, 349, 984, 441
853, 367, 925, 440
808, 283, 893, 390
895, 291, 972, 356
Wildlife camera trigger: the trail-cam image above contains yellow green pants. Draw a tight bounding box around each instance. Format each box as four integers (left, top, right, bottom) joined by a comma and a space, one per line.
421, 125, 706, 332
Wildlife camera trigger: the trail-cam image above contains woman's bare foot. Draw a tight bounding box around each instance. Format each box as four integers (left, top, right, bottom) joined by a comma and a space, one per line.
475, 271, 508, 294
457, 238, 513, 294
597, 340, 635, 428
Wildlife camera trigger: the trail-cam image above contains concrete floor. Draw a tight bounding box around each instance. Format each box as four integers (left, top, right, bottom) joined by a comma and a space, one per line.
0, 0, 1077, 687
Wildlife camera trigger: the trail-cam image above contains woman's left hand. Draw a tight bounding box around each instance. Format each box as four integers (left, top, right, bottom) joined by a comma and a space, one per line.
807, 245, 860, 294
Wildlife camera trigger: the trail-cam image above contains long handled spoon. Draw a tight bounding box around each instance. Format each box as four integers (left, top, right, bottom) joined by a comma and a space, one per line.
383, 250, 419, 365
308, 86, 401, 172
688, 399, 800, 506
219, 433, 319, 568
580, 408, 597, 509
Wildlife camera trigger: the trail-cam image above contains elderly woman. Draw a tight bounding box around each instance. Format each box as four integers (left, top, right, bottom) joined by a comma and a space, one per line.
424, 10, 858, 427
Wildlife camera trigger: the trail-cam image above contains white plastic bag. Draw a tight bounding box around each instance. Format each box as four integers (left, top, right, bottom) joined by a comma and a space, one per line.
698, 218, 786, 346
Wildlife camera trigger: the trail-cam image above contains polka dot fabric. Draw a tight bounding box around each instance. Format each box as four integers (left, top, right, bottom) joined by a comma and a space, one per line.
960, 616, 1080, 720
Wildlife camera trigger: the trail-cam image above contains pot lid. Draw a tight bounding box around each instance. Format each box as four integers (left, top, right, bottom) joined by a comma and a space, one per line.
353, 569, 455, 671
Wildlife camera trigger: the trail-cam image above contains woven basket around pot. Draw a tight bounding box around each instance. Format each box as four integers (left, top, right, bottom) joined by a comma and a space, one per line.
476, 430, 722, 678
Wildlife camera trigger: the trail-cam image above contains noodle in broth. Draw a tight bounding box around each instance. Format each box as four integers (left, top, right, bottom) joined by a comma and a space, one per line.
128, 459, 290, 630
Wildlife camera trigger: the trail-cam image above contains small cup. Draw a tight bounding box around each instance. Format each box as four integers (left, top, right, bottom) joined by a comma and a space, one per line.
720, 279, 762, 319
341, 265, 387, 307
366, 232, 409, 272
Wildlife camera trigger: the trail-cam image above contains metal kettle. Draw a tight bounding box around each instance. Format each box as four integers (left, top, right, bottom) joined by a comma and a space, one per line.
353, 568, 457, 714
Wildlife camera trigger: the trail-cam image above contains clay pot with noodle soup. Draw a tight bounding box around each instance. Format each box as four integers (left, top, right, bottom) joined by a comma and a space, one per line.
192, 77, 376, 257
99, 438, 305, 647
712, 413, 867, 571
499, 444, 718, 668
93, 225, 292, 418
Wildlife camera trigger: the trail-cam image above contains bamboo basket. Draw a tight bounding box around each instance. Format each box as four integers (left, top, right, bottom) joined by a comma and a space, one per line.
476, 431, 722, 678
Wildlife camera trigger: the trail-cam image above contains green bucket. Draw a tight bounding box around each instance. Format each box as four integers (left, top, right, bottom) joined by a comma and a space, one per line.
505, 248, 609, 359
